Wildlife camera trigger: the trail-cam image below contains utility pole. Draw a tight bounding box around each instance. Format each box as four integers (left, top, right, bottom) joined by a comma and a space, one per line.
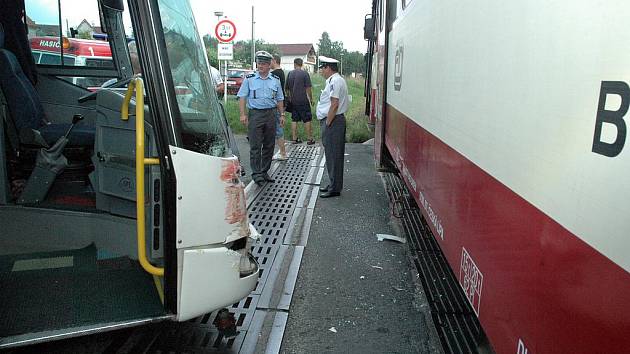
214, 11, 228, 103
251, 5, 255, 69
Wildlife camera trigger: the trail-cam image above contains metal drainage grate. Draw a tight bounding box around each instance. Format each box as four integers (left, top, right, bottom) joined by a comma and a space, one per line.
384, 172, 486, 354
112, 295, 260, 353
387, 173, 441, 253
143, 323, 246, 353
288, 145, 320, 159
250, 193, 298, 216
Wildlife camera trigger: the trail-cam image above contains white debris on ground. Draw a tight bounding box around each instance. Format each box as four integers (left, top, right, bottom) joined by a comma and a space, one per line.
376, 233, 406, 244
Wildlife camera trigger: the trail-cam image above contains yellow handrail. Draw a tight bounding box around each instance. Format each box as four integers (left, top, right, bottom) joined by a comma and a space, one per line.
121, 77, 164, 276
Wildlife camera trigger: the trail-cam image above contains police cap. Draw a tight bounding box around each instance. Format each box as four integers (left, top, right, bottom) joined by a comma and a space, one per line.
318, 55, 339, 68
255, 51, 273, 63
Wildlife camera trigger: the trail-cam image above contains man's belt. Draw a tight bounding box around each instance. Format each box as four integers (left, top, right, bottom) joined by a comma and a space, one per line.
250, 107, 275, 111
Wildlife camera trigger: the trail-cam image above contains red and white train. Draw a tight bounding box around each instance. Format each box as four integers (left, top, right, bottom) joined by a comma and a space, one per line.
366, 1, 630, 353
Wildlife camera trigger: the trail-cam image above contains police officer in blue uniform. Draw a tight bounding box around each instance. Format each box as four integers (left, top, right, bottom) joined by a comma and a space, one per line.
238, 51, 285, 185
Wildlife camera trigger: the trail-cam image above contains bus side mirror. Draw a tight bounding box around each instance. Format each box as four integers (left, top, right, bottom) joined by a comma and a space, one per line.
364, 14, 375, 41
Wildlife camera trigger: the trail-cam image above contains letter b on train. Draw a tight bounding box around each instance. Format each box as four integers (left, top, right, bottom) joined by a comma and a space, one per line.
592, 81, 628, 157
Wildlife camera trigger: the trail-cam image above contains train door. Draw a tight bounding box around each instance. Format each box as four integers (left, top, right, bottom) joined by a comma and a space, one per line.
368, 0, 390, 168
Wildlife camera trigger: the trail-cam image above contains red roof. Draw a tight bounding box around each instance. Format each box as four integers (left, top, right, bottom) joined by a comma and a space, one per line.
275, 44, 315, 56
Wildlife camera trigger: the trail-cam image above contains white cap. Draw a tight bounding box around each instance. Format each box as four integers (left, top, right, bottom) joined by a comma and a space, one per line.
318, 55, 339, 67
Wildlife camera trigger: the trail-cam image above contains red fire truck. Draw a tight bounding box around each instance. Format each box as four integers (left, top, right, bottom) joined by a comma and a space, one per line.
30, 36, 114, 88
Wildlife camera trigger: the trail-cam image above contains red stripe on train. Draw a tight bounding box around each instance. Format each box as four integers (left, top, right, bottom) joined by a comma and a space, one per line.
384, 104, 630, 354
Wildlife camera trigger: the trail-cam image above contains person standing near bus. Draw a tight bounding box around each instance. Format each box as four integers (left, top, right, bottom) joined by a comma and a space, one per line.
210, 65, 223, 92
238, 51, 285, 186
316, 56, 348, 198
285, 58, 314, 144
270, 54, 287, 160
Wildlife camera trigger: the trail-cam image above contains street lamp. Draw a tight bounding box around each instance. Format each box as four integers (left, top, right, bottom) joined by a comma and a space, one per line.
213, 11, 223, 22
340, 53, 344, 76
251, 5, 255, 70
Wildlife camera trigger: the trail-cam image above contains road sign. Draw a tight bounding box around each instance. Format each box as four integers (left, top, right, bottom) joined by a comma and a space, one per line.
215, 19, 237, 43
218, 43, 233, 60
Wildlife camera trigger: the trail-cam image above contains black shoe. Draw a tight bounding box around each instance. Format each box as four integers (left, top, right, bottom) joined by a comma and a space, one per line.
263, 174, 275, 182
292, 138, 302, 144
319, 185, 329, 192
306, 139, 315, 145
254, 178, 265, 186
319, 191, 340, 198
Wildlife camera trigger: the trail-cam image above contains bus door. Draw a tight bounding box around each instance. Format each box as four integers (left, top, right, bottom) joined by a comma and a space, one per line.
0, 0, 256, 348
121, 0, 259, 321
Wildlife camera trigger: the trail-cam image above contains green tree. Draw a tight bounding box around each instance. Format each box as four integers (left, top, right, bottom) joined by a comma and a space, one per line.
203, 35, 219, 67
331, 41, 345, 59
317, 32, 332, 57
317, 32, 366, 76
232, 40, 278, 69
342, 51, 365, 75
77, 30, 92, 40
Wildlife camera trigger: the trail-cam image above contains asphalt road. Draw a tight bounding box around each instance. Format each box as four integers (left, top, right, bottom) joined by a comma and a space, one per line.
277, 143, 443, 354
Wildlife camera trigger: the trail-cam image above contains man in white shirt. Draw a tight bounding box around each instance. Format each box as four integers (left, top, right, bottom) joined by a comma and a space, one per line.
316, 56, 349, 198
210, 65, 223, 93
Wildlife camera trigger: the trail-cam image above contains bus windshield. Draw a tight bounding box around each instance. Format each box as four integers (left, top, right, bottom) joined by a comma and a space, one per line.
157, 0, 228, 157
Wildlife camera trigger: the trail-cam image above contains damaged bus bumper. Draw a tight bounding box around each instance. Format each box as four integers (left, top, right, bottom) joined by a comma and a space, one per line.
169, 146, 259, 321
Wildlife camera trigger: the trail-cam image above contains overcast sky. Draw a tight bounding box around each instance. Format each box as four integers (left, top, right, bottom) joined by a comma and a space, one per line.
189, 0, 372, 53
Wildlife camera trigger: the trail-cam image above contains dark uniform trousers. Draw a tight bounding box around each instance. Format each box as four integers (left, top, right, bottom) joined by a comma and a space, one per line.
320, 114, 346, 193
248, 108, 276, 180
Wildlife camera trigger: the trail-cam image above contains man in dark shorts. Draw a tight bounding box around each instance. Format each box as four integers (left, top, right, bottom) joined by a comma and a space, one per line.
285, 58, 315, 144
271, 54, 287, 159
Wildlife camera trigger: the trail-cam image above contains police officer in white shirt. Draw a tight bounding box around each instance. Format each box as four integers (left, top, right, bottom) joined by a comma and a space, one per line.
316, 56, 349, 198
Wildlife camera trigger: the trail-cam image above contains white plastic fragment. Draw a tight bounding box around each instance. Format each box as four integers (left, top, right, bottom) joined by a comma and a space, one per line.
371, 265, 383, 270
360, 276, 365, 279
376, 233, 406, 244
248, 223, 261, 241
329, 327, 337, 333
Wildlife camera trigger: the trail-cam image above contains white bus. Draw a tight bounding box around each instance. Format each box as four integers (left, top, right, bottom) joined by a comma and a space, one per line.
0, 0, 258, 347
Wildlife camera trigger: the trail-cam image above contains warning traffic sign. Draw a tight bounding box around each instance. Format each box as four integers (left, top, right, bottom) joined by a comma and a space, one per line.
215, 20, 237, 43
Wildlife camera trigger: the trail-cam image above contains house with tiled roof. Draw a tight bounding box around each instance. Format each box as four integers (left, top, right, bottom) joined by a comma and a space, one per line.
275, 43, 316, 73
25, 16, 59, 37
76, 19, 104, 38
25, 17, 104, 39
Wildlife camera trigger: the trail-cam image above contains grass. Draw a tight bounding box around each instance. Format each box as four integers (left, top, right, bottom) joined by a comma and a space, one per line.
222, 74, 373, 143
